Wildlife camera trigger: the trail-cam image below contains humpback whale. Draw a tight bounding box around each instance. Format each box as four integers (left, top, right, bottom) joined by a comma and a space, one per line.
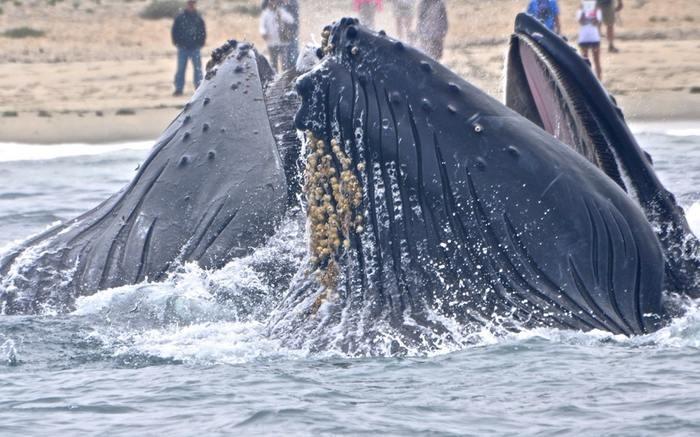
0, 41, 297, 314
1, 17, 698, 354
270, 18, 675, 353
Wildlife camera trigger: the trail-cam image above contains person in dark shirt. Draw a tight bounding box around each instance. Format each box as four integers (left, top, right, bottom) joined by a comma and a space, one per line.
597, 0, 623, 52
171, 0, 206, 96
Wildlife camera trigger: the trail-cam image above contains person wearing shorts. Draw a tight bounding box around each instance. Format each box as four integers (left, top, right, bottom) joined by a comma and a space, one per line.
597, 0, 623, 52
577, 1, 602, 79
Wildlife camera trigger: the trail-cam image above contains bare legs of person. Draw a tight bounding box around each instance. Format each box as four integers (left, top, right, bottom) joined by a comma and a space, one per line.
591, 46, 602, 79
268, 46, 284, 73
580, 46, 602, 80
606, 24, 618, 52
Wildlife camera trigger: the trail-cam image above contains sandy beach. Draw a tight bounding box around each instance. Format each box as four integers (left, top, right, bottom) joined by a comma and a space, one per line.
0, 0, 698, 143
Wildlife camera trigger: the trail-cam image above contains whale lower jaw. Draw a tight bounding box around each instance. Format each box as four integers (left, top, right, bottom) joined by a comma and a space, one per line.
283, 17, 670, 350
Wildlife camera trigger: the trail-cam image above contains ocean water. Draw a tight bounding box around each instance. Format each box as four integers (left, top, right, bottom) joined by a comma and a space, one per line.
1, 123, 700, 435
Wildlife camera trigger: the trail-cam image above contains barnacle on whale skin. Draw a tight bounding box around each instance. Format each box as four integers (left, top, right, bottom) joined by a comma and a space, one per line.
302, 130, 365, 311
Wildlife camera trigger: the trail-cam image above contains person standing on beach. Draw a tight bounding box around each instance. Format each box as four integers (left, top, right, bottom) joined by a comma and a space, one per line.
597, 0, 623, 52
416, 0, 448, 60
526, 0, 561, 34
171, 0, 206, 96
392, 0, 415, 41
577, 0, 603, 79
353, 0, 382, 29
260, 0, 295, 72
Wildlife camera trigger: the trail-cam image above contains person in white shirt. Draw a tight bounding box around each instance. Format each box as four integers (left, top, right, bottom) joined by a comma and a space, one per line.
260, 0, 295, 72
576, 0, 603, 79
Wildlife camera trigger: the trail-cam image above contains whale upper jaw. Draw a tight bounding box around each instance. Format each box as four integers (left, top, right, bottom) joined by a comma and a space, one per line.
506, 12, 700, 296
506, 13, 628, 190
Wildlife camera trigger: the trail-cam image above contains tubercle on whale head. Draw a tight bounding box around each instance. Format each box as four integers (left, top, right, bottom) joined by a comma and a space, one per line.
205, 39, 239, 73
203, 39, 275, 88
294, 15, 504, 138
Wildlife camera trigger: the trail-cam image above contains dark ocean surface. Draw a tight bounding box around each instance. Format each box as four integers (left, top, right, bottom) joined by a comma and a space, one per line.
1, 122, 699, 435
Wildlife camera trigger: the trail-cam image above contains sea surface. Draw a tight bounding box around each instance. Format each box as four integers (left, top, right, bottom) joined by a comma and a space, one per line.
1, 122, 700, 435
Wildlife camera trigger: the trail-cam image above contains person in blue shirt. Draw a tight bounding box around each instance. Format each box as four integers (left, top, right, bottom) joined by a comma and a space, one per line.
526, 0, 561, 34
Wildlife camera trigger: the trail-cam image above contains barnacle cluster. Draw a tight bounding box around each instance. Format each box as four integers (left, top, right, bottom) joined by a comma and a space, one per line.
321, 27, 333, 56
303, 131, 365, 310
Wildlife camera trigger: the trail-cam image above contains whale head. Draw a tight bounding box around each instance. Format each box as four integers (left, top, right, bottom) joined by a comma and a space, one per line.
269, 18, 666, 354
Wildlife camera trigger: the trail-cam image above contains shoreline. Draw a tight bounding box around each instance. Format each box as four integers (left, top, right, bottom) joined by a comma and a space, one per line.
1, 0, 697, 145
0, 91, 697, 145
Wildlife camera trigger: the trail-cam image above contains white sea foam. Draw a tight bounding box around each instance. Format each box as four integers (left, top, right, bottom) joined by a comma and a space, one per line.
107, 321, 306, 365
0, 141, 152, 162
687, 202, 700, 235
80, 292, 700, 365
67, 204, 700, 361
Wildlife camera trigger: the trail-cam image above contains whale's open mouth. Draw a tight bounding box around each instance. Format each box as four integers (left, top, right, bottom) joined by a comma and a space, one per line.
505, 14, 627, 190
